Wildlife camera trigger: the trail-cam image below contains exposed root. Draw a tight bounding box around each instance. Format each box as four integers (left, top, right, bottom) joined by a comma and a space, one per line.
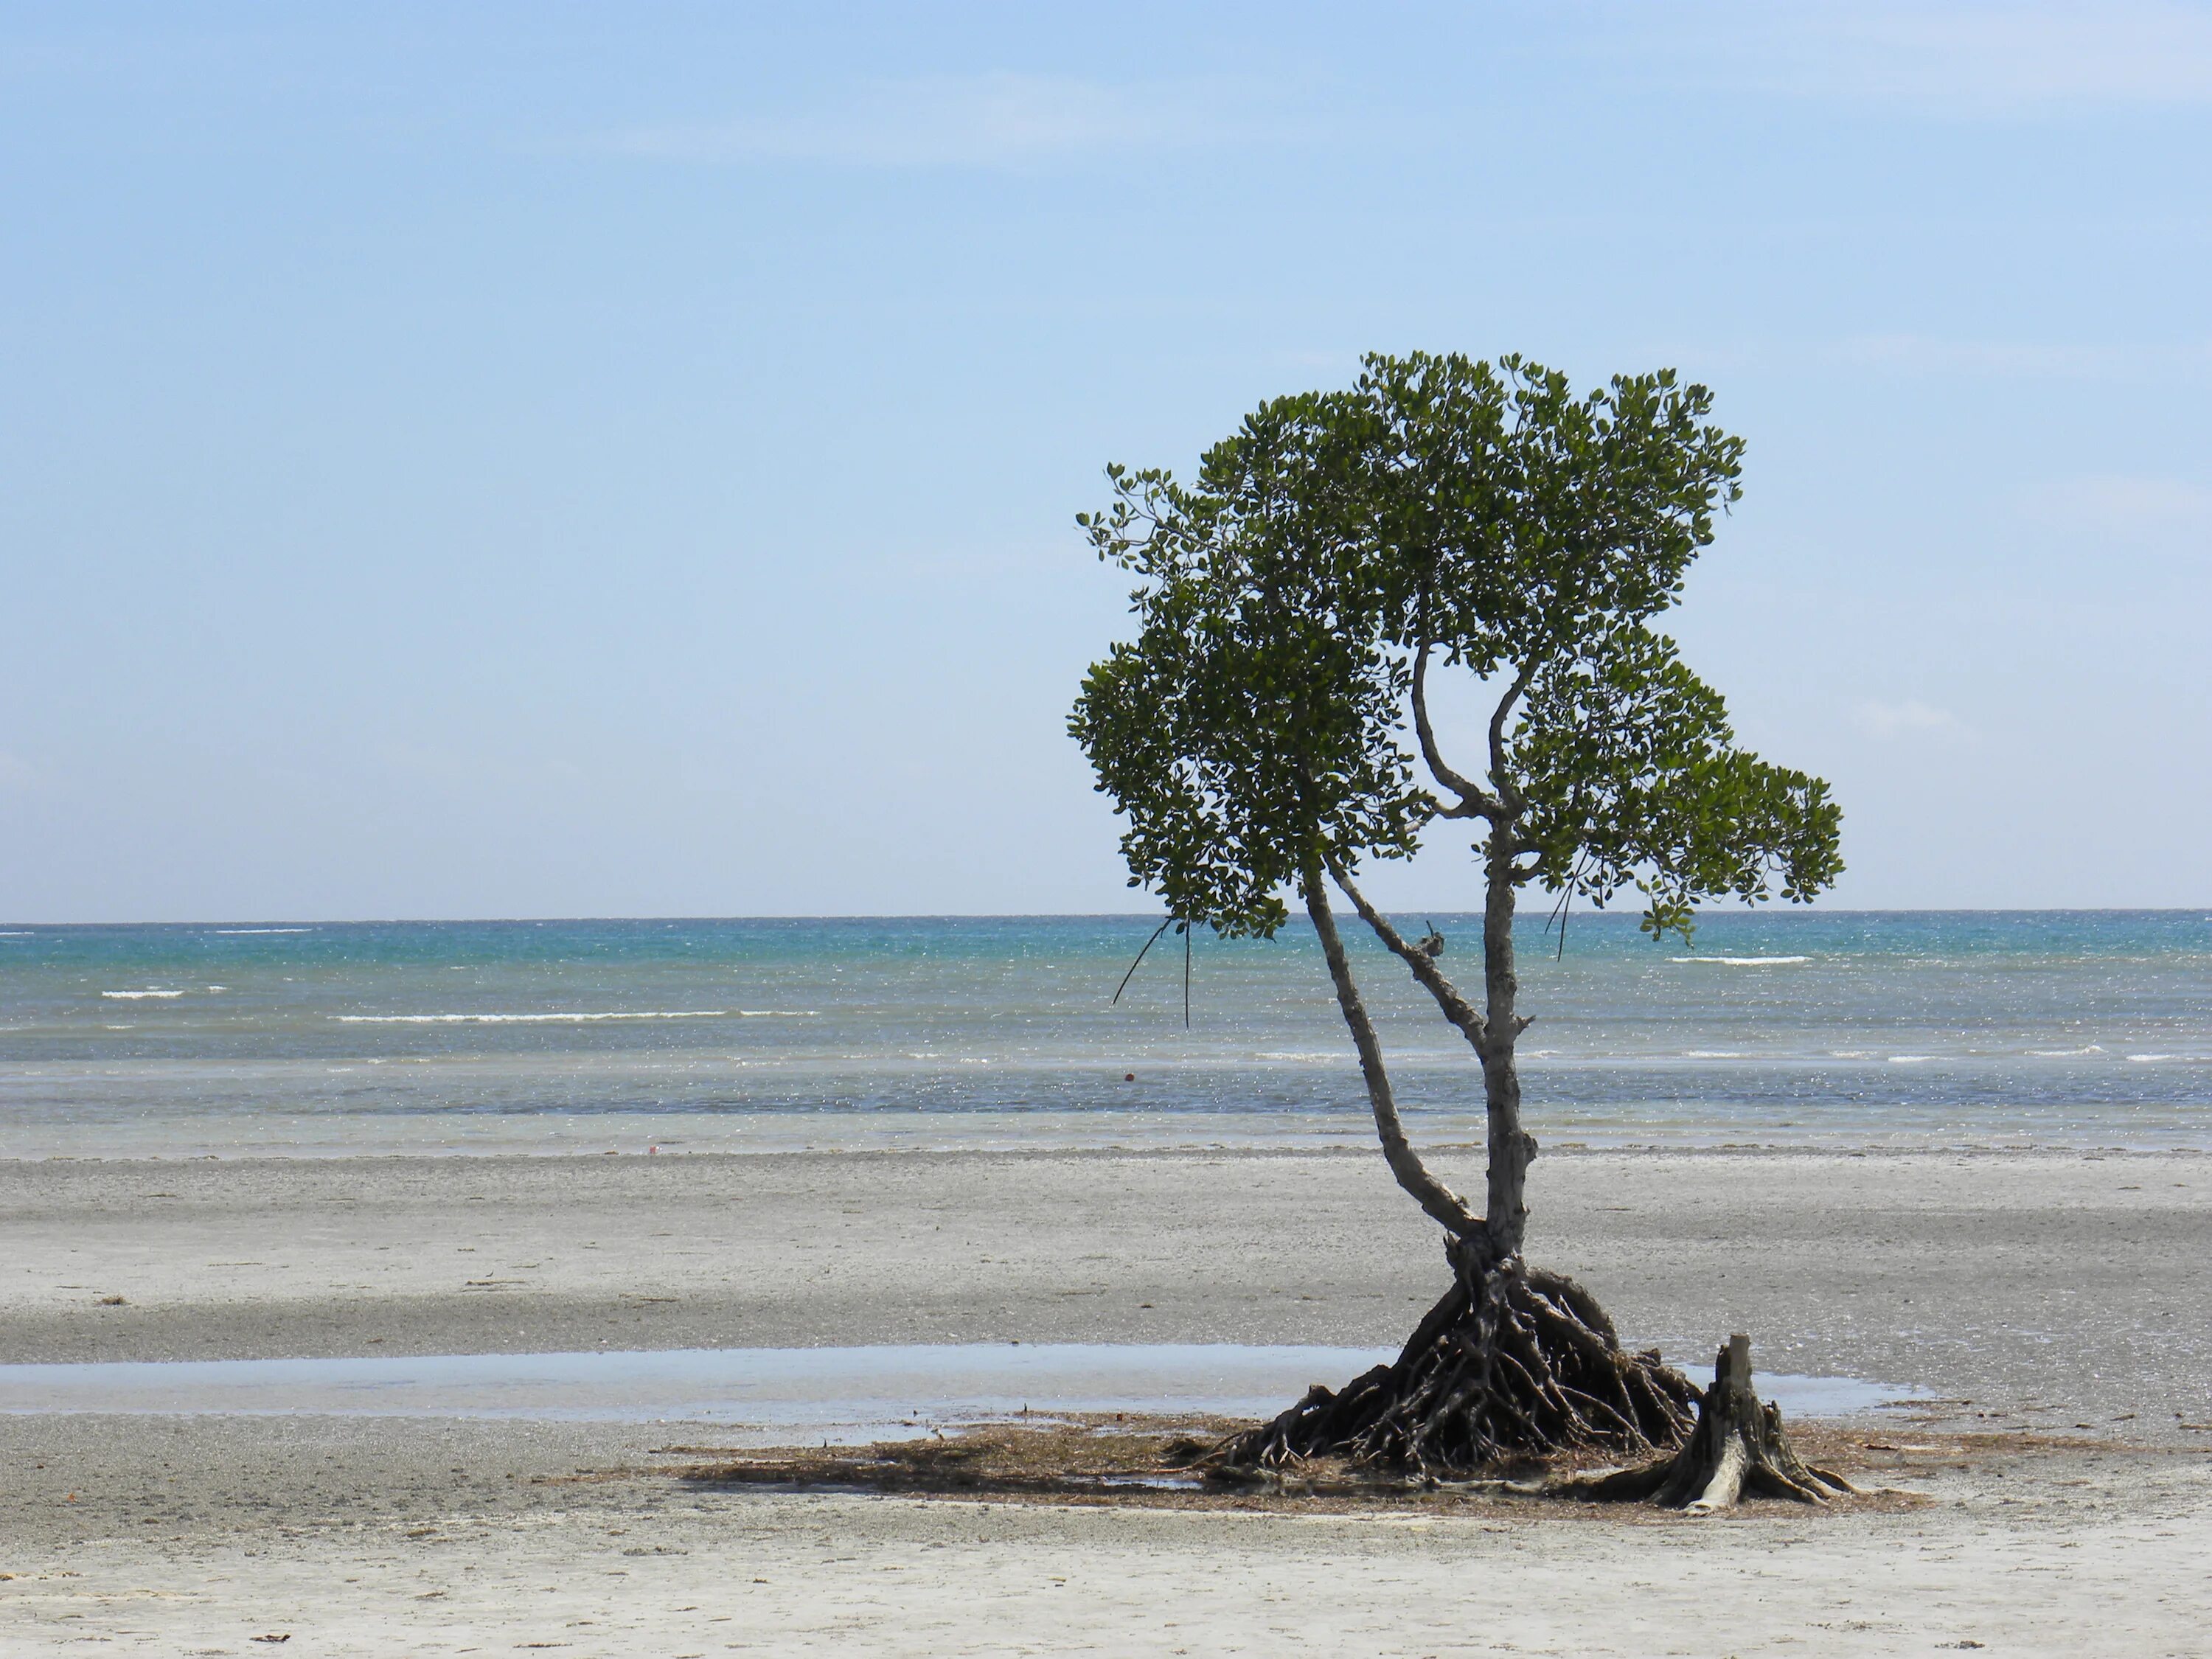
1210, 1239, 1698, 1476
1561, 1333, 1862, 1511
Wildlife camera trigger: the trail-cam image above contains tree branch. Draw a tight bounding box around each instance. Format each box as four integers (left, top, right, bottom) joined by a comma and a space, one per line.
1301, 865, 1484, 1238
1329, 862, 1487, 1057
1486, 664, 1534, 813
1413, 640, 1503, 821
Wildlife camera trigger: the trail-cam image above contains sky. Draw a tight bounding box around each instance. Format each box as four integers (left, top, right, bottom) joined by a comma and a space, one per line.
2, 1, 2208, 922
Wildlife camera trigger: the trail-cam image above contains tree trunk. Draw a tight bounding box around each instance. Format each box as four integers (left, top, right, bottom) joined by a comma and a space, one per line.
1478, 830, 1533, 1261
1206, 858, 1702, 1478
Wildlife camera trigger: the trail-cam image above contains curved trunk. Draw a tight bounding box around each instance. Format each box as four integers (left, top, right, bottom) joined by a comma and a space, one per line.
1299, 868, 1481, 1239
1478, 831, 1533, 1259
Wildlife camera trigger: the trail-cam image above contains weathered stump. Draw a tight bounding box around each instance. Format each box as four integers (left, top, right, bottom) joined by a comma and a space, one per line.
1565, 1332, 1860, 1511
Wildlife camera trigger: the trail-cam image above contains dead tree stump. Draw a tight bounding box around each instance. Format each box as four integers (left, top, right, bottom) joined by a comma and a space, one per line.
1565, 1333, 1860, 1511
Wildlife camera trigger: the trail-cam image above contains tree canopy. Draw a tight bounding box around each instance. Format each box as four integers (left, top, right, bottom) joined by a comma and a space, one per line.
1070, 352, 1841, 943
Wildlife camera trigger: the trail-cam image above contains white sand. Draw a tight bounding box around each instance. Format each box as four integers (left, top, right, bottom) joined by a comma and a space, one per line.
2, 1416, 2205, 1655
4, 1147, 2211, 1653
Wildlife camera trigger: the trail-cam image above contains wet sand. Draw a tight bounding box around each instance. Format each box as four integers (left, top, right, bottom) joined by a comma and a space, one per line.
4, 1147, 2211, 1652
5, 1147, 2209, 1428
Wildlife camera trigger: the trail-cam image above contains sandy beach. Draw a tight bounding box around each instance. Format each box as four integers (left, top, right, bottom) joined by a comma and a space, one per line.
13, 0, 2210, 1647
3, 1147, 2210, 1653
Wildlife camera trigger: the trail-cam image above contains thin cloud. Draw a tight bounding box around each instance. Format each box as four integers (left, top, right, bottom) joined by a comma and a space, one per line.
1640, 1, 2212, 113
1823, 1, 2212, 107
1830, 333, 2212, 379
2035, 473, 2212, 540
604, 73, 1294, 170
1854, 700, 1974, 741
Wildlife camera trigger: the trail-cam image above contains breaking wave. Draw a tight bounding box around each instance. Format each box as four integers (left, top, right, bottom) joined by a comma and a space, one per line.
333, 1010, 730, 1025
1669, 955, 1811, 966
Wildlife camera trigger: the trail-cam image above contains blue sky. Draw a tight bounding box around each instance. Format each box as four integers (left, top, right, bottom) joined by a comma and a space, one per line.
2, 1, 2208, 920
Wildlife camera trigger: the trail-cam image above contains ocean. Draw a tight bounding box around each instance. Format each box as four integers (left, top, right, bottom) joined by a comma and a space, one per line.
1, 912, 2206, 1158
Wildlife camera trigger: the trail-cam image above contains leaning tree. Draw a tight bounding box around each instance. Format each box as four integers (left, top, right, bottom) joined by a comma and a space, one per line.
1071, 352, 1844, 1490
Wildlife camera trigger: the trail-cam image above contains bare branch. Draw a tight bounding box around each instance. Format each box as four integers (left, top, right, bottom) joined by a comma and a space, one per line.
1412, 641, 1503, 821
1329, 862, 1487, 1057
1486, 664, 1534, 812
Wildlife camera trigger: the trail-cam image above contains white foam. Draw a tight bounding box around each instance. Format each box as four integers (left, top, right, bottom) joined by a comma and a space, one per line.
101, 990, 184, 1000
736, 1009, 818, 1018
213, 928, 314, 935
2127, 1054, 2182, 1063
1887, 1054, 1935, 1064
1669, 955, 1811, 965
332, 1010, 728, 1025
1683, 1050, 1747, 1059
2030, 1045, 2105, 1057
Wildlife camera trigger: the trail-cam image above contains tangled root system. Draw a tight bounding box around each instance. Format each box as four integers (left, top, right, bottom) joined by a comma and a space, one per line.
1212, 1239, 1698, 1476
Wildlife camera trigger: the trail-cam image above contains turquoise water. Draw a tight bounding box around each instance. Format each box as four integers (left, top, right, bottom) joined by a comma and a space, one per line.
1, 913, 2208, 1156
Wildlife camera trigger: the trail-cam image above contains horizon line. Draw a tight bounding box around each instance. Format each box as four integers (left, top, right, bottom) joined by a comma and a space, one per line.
5, 907, 2209, 930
